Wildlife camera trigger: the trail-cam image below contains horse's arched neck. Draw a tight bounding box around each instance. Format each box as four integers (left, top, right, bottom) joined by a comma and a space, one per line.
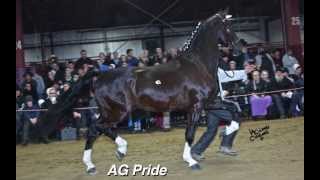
181, 25, 221, 75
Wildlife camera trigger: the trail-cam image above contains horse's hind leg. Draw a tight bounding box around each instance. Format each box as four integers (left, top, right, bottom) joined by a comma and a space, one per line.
183, 111, 201, 170
104, 127, 128, 161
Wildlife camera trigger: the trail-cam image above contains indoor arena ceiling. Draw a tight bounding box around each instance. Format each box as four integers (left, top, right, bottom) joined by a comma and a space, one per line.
22, 0, 304, 34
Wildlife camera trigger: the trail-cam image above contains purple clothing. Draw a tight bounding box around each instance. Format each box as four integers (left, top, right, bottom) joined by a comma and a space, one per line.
249, 95, 272, 116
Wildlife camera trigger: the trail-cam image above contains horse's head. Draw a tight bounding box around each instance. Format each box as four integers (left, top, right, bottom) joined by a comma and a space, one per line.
204, 9, 243, 56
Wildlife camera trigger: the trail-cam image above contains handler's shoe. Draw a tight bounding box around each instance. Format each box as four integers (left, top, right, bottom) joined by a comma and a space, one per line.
191, 153, 205, 161
218, 146, 238, 156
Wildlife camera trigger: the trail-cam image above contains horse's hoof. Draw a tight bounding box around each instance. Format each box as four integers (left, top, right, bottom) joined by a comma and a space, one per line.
190, 164, 201, 170
87, 167, 97, 175
115, 150, 125, 161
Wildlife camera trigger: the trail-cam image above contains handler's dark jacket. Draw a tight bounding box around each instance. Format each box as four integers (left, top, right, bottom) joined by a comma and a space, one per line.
204, 98, 241, 113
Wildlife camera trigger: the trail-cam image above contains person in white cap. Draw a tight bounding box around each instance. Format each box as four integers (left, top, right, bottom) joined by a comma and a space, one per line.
291, 64, 302, 82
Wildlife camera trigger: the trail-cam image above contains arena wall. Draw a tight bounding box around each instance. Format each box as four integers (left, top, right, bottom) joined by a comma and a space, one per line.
23, 17, 303, 63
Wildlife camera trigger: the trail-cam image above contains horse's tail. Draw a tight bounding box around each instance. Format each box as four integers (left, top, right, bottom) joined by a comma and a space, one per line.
36, 69, 99, 138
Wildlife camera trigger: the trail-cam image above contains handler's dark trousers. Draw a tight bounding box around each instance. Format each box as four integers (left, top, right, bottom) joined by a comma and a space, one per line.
191, 109, 239, 155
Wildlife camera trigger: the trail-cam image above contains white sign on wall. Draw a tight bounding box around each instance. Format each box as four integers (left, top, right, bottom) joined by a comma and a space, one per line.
291, 17, 301, 26
16, 40, 22, 50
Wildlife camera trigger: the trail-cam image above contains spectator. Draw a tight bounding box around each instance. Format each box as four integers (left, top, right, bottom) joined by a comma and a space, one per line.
21, 71, 38, 95
147, 47, 164, 66
255, 47, 264, 68
271, 49, 283, 67
65, 67, 73, 83
275, 67, 295, 90
219, 55, 229, 70
126, 49, 139, 67
74, 50, 94, 73
45, 68, 56, 88
78, 68, 87, 78
290, 64, 303, 82
244, 59, 257, 79
282, 49, 299, 74
51, 63, 65, 85
32, 66, 46, 99
290, 80, 304, 117
139, 49, 151, 66
228, 61, 237, 71
112, 51, 122, 67
16, 86, 24, 142
22, 82, 38, 102
120, 54, 128, 67
244, 62, 256, 76
16, 85, 24, 108
261, 70, 286, 118
168, 48, 178, 60
62, 82, 71, 93
289, 65, 304, 117
274, 68, 295, 116
259, 49, 276, 77
16, 103, 22, 143
282, 68, 295, 83
71, 74, 80, 84
40, 87, 61, 142
47, 54, 58, 65
246, 70, 272, 118
104, 52, 115, 66
40, 87, 59, 109
98, 52, 106, 62
65, 61, 75, 79
155, 48, 164, 64
21, 95, 40, 145
67, 61, 75, 72
235, 42, 250, 69
97, 52, 109, 72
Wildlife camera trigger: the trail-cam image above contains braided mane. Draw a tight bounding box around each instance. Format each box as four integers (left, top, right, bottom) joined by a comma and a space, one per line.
180, 21, 203, 53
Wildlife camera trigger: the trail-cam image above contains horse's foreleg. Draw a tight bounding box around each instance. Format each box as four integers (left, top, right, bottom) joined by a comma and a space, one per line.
104, 127, 128, 161
183, 112, 201, 170
83, 134, 98, 175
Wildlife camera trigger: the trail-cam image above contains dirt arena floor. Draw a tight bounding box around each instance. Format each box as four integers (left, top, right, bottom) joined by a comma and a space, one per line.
16, 117, 304, 180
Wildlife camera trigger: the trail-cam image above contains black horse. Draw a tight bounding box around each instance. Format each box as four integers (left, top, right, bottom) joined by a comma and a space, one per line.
37, 9, 242, 174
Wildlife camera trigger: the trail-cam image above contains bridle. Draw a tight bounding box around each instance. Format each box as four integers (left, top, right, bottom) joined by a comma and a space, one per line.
215, 13, 237, 78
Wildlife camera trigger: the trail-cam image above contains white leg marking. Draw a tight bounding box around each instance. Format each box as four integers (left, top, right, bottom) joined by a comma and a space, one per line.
115, 136, 128, 155
83, 149, 95, 170
182, 142, 198, 167
225, 121, 239, 135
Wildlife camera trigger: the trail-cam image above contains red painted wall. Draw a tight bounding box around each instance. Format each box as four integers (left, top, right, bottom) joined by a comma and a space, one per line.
16, 0, 25, 83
